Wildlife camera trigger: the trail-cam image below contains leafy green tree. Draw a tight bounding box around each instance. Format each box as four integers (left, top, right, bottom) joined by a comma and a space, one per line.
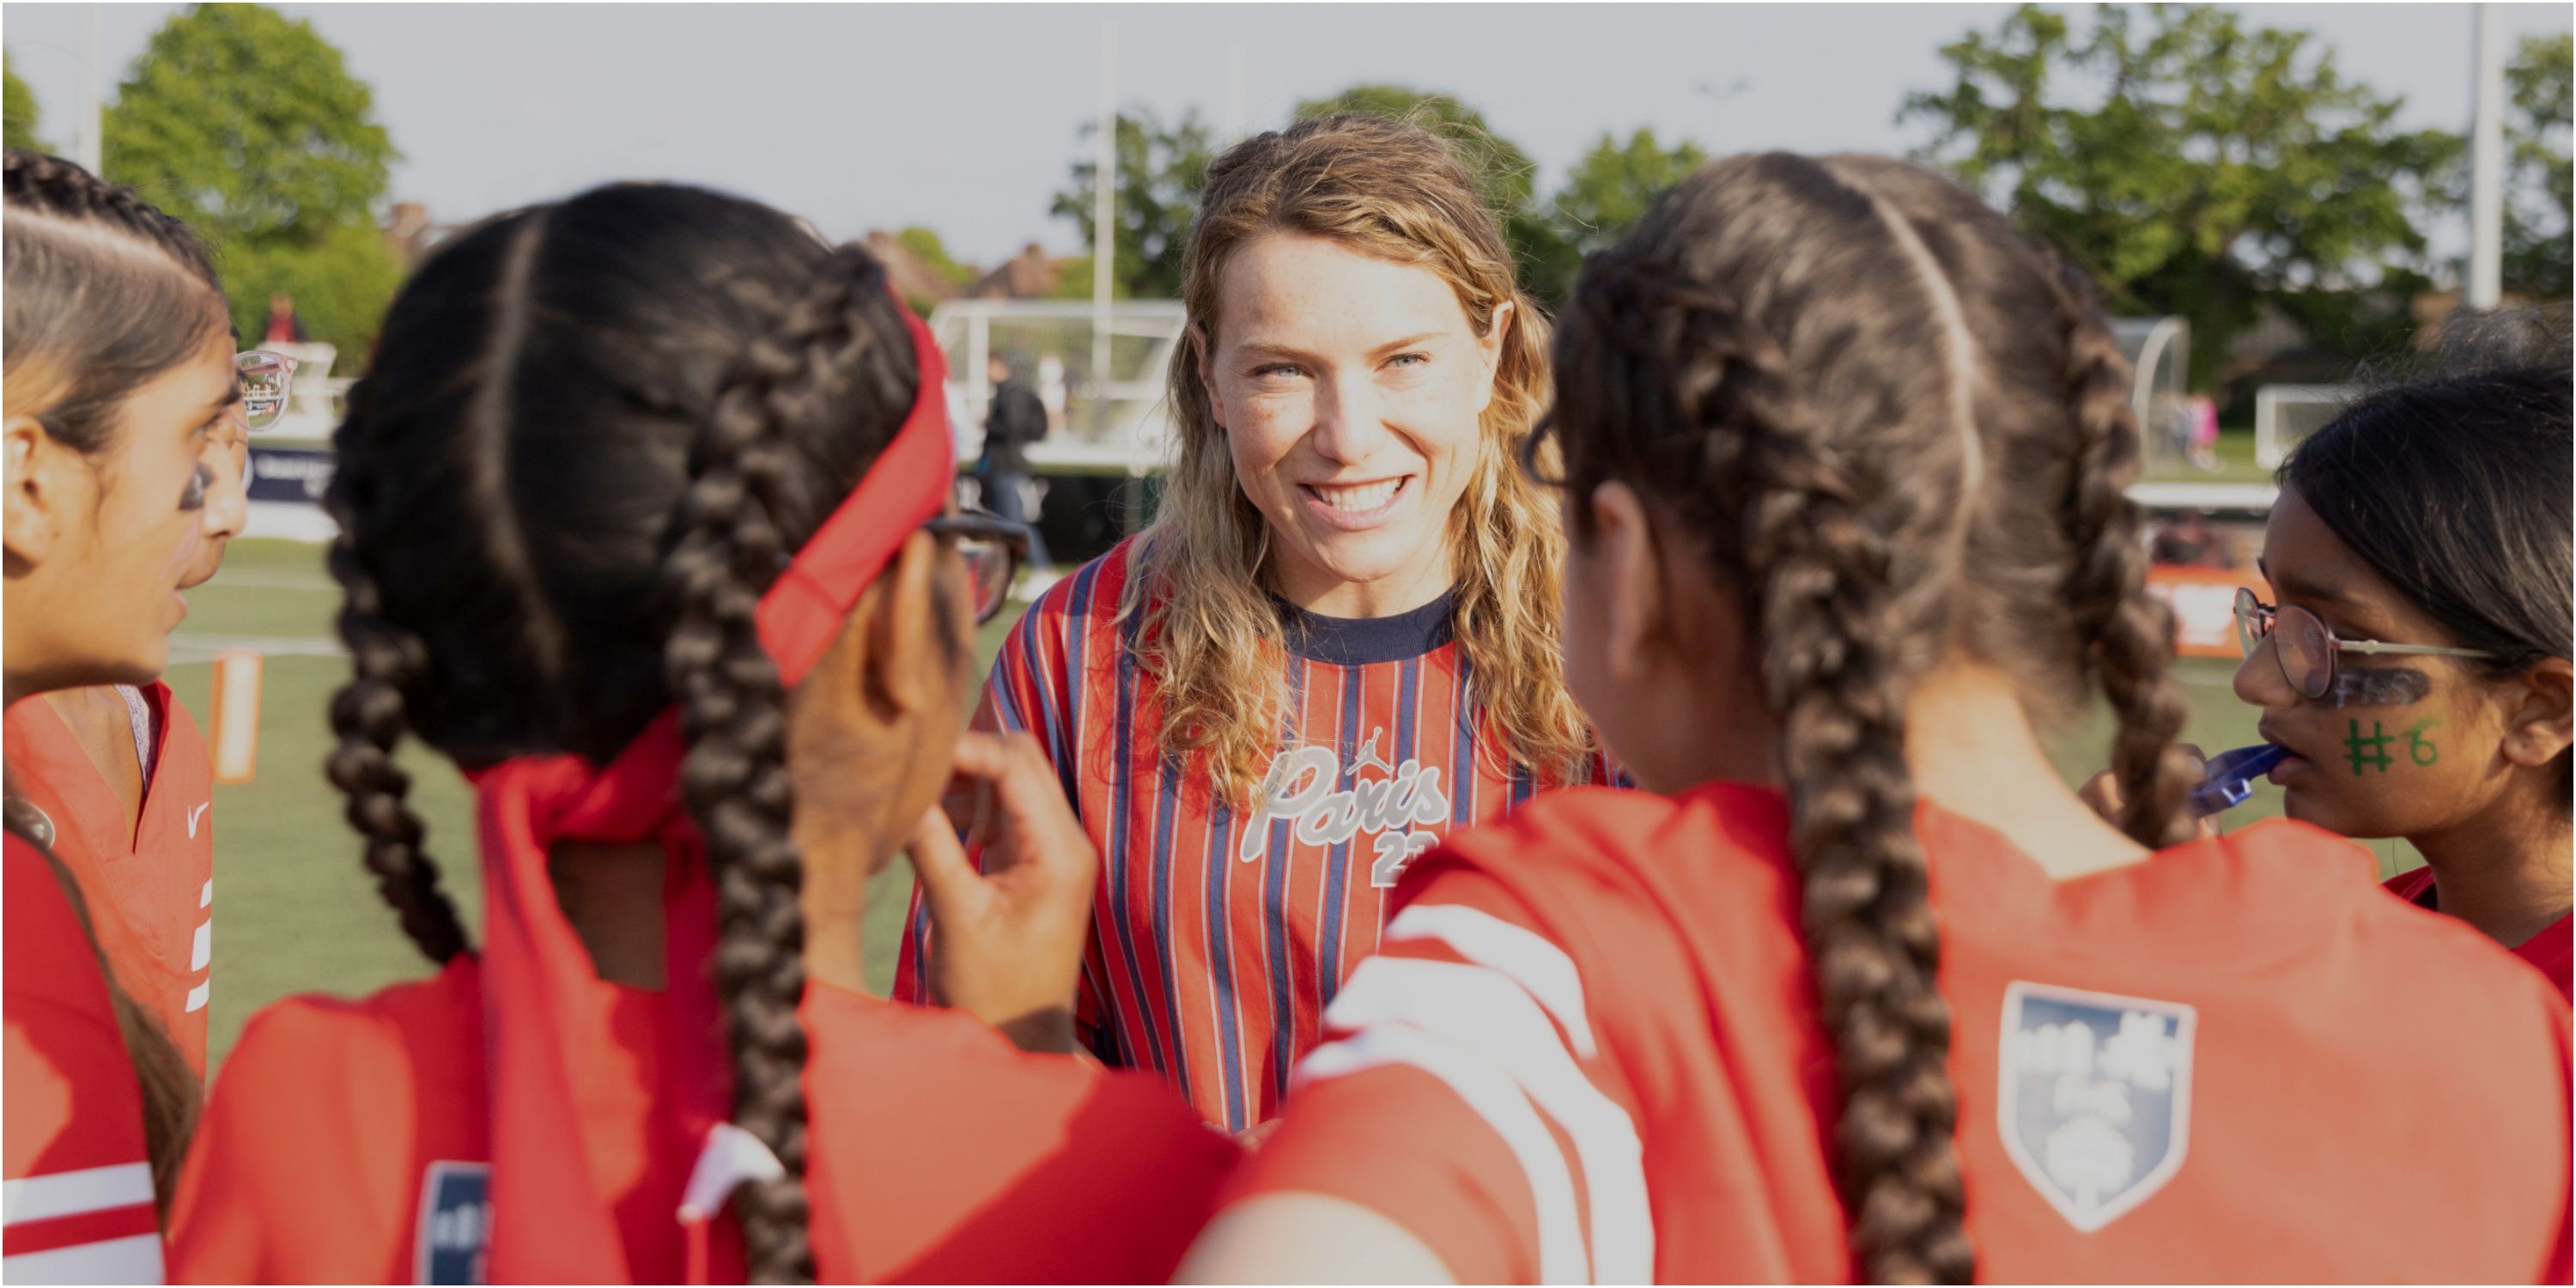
104, 3, 402, 354
1050, 106, 1215, 299
895, 225, 978, 289
4, 50, 45, 153
1903, 3, 2458, 381
1548, 127, 1708, 269
2500, 33, 2571, 300
1293, 83, 1576, 303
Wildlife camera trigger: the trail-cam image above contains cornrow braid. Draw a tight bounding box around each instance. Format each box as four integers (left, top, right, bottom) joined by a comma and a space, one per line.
3, 149, 219, 283
323, 380, 472, 965
2044, 266, 2196, 847
662, 245, 908, 1285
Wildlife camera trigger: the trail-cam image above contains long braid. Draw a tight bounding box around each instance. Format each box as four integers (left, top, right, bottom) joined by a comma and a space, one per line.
323, 378, 471, 965
1726, 333, 1973, 1285
2046, 268, 2196, 846
1571, 239, 1975, 1282
663, 246, 905, 1285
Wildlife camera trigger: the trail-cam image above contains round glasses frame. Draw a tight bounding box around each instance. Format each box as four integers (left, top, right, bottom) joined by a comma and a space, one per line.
235, 349, 301, 433
923, 509, 1031, 625
2232, 586, 2496, 700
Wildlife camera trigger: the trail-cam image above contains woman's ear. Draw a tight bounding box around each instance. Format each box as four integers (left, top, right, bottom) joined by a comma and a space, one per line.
4, 414, 69, 570
2500, 657, 2574, 769
860, 529, 950, 720
1586, 480, 1668, 685
1470, 300, 1515, 417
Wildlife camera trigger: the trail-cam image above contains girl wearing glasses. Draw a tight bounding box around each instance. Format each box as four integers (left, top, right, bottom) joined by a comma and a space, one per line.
2235, 361, 2571, 994
4, 151, 245, 1278
895, 115, 1613, 1134
1183, 155, 2568, 1283
168, 183, 1233, 1284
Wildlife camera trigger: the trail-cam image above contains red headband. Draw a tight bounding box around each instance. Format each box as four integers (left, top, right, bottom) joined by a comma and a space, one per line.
469, 288, 952, 1283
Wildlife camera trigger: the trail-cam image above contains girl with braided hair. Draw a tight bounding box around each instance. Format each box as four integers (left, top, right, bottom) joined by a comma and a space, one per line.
4, 149, 250, 1279
896, 114, 1617, 1134
1185, 153, 2571, 1283
166, 182, 1232, 1285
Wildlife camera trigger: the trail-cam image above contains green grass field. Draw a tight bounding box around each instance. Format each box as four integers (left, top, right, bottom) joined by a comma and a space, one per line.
167, 526, 2416, 1072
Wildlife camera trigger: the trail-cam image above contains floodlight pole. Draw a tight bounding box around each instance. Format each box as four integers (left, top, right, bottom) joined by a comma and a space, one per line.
79, 4, 103, 173
1092, 22, 1117, 434
2467, 2, 2504, 310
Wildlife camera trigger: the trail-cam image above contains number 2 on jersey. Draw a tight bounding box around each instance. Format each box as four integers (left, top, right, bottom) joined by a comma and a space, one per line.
1370, 829, 1438, 888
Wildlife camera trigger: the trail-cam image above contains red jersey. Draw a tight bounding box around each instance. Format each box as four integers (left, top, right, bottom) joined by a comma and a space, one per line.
4, 832, 166, 1284
5, 686, 217, 1073
895, 540, 1617, 1130
1232, 783, 2574, 1283
2385, 865, 2573, 998
169, 961, 1235, 1283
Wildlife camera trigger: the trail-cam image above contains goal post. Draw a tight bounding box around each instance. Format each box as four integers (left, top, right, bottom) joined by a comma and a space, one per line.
2252, 384, 2360, 469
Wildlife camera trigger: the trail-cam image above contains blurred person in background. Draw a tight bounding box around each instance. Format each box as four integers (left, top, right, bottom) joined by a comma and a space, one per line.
258, 294, 303, 347
976, 352, 1052, 568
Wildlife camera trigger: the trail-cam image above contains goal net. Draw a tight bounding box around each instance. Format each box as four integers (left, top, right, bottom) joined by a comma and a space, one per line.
2253, 384, 2360, 468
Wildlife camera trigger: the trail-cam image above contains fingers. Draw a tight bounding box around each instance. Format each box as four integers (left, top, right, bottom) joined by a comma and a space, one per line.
2077, 769, 2124, 824
905, 805, 981, 917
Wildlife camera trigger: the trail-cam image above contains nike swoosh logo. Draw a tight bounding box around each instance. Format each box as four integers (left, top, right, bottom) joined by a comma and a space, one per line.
186, 802, 211, 838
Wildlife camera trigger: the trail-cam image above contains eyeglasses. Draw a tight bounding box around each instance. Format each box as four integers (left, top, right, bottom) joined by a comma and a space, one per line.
236, 349, 300, 432
923, 509, 1030, 624
2233, 586, 2495, 700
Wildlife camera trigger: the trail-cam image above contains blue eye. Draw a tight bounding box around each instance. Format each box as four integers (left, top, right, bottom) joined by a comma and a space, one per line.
1253, 363, 1306, 380
1388, 353, 1429, 368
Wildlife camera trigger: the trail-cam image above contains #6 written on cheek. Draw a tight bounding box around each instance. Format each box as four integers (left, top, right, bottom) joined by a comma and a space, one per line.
2323, 665, 2430, 708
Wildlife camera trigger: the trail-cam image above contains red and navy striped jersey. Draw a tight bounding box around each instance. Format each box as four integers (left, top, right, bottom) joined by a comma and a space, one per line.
895, 538, 1618, 1131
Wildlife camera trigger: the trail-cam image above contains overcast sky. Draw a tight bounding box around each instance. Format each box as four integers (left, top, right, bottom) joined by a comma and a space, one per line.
9, 3, 2568, 266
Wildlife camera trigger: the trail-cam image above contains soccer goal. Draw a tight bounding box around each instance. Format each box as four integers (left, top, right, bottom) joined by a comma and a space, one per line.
924, 298, 1186, 477
2252, 384, 2360, 469
2108, 316, 2190, 469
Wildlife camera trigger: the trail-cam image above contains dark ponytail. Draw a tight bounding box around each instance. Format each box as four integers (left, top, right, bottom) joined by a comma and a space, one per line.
1548, 152, 2198, 1282
661, 246, 912, 1283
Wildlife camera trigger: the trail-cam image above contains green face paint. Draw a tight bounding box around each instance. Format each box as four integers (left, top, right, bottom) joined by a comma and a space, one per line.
2344, 720, 2395, 775
2403, 717, 2440, 767
2343, 718, 2440, 775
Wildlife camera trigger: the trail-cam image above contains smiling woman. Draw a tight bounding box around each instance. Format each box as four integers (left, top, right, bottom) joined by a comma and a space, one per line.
896, 114, 1613, 1133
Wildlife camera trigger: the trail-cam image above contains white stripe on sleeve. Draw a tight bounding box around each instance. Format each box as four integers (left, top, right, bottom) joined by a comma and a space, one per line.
2, 1232, 166, 1284
1324, 955, 1655, 1285
2, 1162, 155, 1225
1382, 902, 1597, 1057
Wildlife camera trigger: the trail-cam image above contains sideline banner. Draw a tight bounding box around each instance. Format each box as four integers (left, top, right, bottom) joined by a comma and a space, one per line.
2145, 564, 2269, 659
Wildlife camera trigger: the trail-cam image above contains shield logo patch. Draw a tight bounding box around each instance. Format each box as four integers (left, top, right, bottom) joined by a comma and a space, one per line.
1997, 981, 2196, 1233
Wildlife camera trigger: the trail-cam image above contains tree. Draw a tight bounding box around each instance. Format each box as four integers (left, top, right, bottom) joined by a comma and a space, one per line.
1294, 84, 1577, 304
3, 49, 44, 153
895, 226, 977, 289
2500, 33, 2572, 301
1050, 106, 1215, 299
104, 4, 403, 355
1902, 4, 2458, 382
1549, 127, 1708, 258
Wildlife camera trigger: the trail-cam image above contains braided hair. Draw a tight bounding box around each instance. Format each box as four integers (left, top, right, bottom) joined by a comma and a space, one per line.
1546, 153, 2195, 1283
328, 183, 918, 1283
3, 149, 228, 449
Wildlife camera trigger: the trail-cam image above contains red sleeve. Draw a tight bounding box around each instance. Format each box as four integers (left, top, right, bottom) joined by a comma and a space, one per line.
3, 835, 165, 1284
890, 586, 1109, 1054
1225, 863, 1653, 1285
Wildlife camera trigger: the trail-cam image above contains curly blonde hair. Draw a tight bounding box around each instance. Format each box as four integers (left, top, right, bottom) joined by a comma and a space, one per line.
1129, 113, 1594, 805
